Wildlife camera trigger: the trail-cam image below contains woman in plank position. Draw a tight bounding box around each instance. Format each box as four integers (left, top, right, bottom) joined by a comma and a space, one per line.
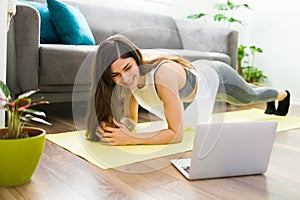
85, 34, 290, 145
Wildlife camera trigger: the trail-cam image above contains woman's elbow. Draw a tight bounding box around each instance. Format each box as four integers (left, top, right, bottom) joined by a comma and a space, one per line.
171, 137, 183, 144
170, 130, 183, 144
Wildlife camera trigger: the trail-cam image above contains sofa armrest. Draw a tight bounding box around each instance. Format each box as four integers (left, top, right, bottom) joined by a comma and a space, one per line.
175, 19, 238, 70
7, 3, 40, 96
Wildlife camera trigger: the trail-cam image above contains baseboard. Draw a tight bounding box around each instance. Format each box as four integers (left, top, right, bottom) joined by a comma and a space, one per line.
291, 98, 300, 106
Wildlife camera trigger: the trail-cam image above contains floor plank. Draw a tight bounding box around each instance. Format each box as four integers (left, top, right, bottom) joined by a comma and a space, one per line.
1, 102, 300, 199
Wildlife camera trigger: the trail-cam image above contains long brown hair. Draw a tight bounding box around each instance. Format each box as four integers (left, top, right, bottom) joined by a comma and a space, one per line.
85, 34, 193, 141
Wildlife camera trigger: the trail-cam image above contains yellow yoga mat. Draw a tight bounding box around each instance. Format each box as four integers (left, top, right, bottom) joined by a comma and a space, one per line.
46, 121, 195, 170
46, 108, 300, 169
218, 108, 300, 132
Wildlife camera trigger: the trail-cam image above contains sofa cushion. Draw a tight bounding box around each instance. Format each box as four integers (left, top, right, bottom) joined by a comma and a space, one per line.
39, 44, 97, 86
176, 20, 237, 58
75, 3, 182, 49
46, 0, 95, 45
20, 0, 61, 44
141, 49, 231, 65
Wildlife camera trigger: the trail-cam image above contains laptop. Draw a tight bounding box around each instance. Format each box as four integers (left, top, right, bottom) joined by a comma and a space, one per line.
171, 121, 278, 180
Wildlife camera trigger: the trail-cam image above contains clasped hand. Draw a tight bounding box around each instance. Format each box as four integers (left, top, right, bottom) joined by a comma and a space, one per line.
95, 118, 133, 146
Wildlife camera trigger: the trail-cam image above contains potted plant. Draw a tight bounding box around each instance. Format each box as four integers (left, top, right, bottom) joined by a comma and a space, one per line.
187, 0, 251, 71
0, 81, 50, 186
187, 0, 269, 85
238, 45, 267, 85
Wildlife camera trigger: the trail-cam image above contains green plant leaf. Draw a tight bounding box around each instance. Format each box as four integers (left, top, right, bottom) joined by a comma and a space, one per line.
228, 17, 244, 25
213, 14, 228, 22
23, 108, 46, 117
24, 114, 52, 125
239, 45, 247, 50
249, 46, 256, 54
227, 0, 236, 10
214, 3, 227, 11
17, 89, 40, 99
241, 66, 267, 83
30, 116, 52, 126
13, 98, 31, 111
256, 48, 263, 53
0, 97, 8, 103
249, 46, 263, 55
0, 81, 12, 101
1, 82, 50, 138
30, 100, 50, 107
229, 2, 252, 10
21, 116, 32, 123
238, 45, 247, 62
242, 4, 252, 10
187, 13, 206, 19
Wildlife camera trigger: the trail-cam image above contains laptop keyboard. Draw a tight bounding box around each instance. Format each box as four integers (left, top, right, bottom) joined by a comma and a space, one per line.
182, 166, 190, 174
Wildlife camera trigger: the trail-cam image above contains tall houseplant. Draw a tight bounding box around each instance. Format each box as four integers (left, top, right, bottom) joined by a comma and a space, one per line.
187, 0, 267, 84
187, 0, 251, 27
0, 81, 50, 186
213, 0, 251, 28
239, 45, 267, 85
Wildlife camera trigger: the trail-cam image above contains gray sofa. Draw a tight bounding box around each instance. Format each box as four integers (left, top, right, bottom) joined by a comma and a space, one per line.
7, 1, 238, 102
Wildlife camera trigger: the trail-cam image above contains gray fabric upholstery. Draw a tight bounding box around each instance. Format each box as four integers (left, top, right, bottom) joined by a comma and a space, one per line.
7, 4, 40, 96
176, 19, 238, 69
39, 44, 96, 86
76, 3, 183, 49
141, 49, 231, 65
6, 1, 238, 102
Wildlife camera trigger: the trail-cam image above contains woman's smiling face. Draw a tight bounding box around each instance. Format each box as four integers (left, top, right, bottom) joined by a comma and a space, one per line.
110, 57, 140, 89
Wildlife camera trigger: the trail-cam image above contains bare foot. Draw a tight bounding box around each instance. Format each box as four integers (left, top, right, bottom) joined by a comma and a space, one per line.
277, 90, 288, 101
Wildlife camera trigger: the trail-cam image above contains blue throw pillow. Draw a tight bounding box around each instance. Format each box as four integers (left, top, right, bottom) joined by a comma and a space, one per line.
20, 0, 61, 44
46, 0, 95, 45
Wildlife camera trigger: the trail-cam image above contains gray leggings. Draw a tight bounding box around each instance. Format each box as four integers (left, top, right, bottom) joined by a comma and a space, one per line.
193, 60, 278, 106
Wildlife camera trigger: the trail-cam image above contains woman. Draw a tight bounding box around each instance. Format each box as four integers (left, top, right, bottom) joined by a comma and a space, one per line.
85, 34, 290, 145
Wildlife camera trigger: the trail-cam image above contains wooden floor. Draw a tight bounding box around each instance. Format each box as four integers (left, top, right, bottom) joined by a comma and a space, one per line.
1, 102, 300, 199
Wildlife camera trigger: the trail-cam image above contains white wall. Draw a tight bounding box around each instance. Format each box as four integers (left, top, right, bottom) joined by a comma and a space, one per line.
170, 0, 300, 103
236, 0, 300, 104
78, 0, 174, 16
0, 0, 8, 127
169, 0, 215, 19
85, 0, 300, 103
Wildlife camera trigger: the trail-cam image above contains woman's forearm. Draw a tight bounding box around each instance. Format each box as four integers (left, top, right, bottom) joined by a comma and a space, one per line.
129, 128, 183, 145
99, 119, 183, 146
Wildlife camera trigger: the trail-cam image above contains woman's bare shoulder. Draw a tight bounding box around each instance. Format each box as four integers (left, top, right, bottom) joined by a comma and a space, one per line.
155, 61, 184, 78
155, 61, 185, 89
